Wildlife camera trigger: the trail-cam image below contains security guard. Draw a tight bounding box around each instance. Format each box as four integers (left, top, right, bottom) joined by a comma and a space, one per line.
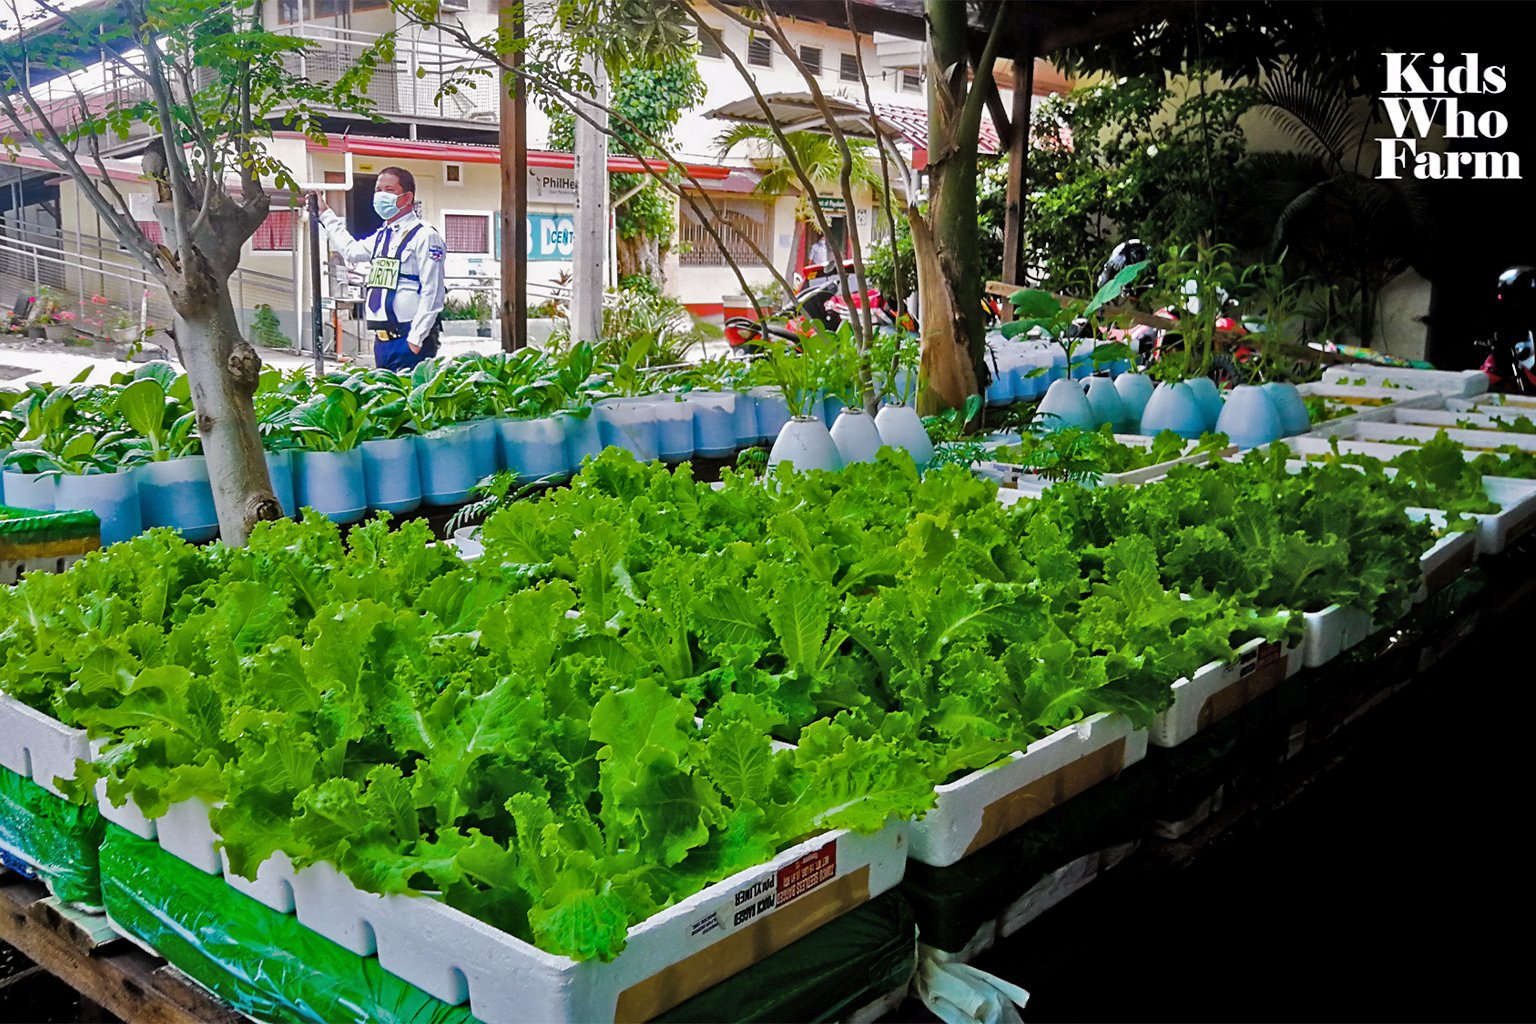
311, 166, 446, 371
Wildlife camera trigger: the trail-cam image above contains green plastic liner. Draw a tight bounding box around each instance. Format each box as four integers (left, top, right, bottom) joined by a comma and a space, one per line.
0, 504, 101, 542
99, 825, 478, 1024
654, 890, 916, 1023
0, 765, 104, 908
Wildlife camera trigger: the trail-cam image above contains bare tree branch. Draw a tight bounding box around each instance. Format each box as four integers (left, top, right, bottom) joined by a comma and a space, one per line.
129, 4, 197, 259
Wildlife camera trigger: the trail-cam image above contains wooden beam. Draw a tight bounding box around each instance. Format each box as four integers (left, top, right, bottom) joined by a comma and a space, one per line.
0, 872, 247, 1024
499, 0, 527, 351
1000, 32, 1034, 287
982, 79, 1012, 152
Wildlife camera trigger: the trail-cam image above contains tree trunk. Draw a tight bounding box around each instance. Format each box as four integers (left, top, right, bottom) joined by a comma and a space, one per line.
616, 232, 664, 289
170, 252, 282, 547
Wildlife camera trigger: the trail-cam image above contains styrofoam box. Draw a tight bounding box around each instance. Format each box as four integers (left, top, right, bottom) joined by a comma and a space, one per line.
0, 693, 90, 800
119, 791, 908, 1024
1299, 384, 1446, 436
979, 435, 1234, 493
1321, 365, 1488, 396
0, 553, 90, 586
1407, 510, 1479, 601
1301, 604, 1375, 668
1392, 408, 1536, 433
904, 713, 1148, 867
87, 738, 157, 839
1335, 421, 1536, 453
1275, 435, 1480, 464
1150, 636, 1305, 748
1445, 393, 1536, 415
1466, 476, 1536, 554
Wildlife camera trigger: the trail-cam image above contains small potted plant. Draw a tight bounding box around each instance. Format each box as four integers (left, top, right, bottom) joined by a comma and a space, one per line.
472, 290, 493, 338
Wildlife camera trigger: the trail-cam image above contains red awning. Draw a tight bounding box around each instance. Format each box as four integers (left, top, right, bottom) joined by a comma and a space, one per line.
303, 133, 733, 179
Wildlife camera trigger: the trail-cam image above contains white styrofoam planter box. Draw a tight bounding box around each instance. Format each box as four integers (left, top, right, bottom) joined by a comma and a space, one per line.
977, 435, 1232, 493
1338, 421, 1536, 453
1301, 604, 1375, 668
904, 713, 1148, 867
1465, 476, 1536, 554
219, 848, 298, 914
1150, 636, 1305, 748
1273, 436, 1480, 464
1445, 393, 1536, 415
1320, 365, 1486, 396
1299, 384, 1445, 435
291, 825, 906, 1022
1407, 510, 1479, 600
0, 693, 90, 800
1391, 408, 1535, 433
88, 738, 156, 839
154, 796, 223, 875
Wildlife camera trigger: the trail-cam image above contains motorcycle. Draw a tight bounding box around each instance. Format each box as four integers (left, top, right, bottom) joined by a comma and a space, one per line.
1478, 265, 1536, 393
724, 260, 894, 353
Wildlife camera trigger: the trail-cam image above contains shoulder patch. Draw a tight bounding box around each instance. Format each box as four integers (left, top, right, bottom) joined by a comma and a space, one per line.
427, 243, 446, 262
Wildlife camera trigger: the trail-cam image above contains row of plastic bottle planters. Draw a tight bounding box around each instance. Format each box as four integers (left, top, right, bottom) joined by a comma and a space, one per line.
0, 387, 837, 546
976, 340, 1135, 408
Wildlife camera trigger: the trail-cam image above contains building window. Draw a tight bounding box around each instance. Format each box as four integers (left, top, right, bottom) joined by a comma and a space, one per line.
136, 220, 162, 245
698, 26, 723, 59
901, 70, 921, 92
444, 163, 464, 186
840, 53, 860, 82
251, 210, 296, 251
443, 213, 491, 254
680, 197, 770, 267
800, 46, 822, 76
747, 36, 773, 68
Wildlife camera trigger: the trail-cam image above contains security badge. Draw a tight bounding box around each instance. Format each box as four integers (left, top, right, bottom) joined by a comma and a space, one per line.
365, 257, 401, 290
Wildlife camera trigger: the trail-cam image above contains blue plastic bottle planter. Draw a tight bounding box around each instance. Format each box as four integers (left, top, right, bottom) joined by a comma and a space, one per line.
2, 471, 56, 511
1184, 377, 1225, 432
750, 387, 792, 444
653, 398, 696, 461
819, 392, 845, 429
264, 450, 297, 519
360, 437, 423, 514
1034, 378, 1096, 431
55, 469, 142, 546
498, 417, 571, 481
139, 456, 219, 542
464, 418, 499, 481
1139, 382, 1207, 440
1262, 382, 1311, 436
595, 398, 661, 462
985, 365, 1017, 407
294, 449, 368, 523
730, 391, 759, 448
1216, 385, 1284, 449
683, 392, 740, 458
416, 426, 478, 506
1114, 372, 1155, 430
559, 411, 603, 476
1084, 375, 1130, 430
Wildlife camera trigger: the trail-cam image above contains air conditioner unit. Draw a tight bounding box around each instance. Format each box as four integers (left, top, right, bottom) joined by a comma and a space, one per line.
439, 0, 469, 10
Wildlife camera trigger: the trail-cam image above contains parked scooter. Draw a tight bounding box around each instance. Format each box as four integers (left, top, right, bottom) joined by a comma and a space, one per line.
1477, 265, 1536, 393
724, 260, 893, 352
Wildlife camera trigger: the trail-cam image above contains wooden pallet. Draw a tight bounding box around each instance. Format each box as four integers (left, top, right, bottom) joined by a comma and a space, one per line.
0, 868, 246, 1024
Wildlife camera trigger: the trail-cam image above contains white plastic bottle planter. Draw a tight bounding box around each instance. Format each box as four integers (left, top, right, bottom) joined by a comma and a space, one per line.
730, 391, 759, 448
1033, 379, 1095, 431
559, 410, 603, 475
682, 392, 741, 458
1262, 381, 1311, 436
416, 425, 479, 506
750, 386, 792, 444
875, 404, 935, 468
1184, 376, 1224, 432
1113, 372, 1154, 430
294, 449, 368, 524
1083, 375, 1129, 430
652, 397, 696, 461
360, 437, 423, 514
596, 398, 662, 462
55, 468, 142, 546
464, 418, 500, 481
1139, 382, 1206, 440
264, 450, 297, 519
1215, 384, 1284, 449
768, 416, 844, 473
2, 470, 55, 511
829, 408, 884, 464
139, 456, 219, 542
498, 417, 571, 481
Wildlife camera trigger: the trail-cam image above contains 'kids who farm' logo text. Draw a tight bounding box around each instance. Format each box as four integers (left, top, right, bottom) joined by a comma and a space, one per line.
1378, 52, 1520, 180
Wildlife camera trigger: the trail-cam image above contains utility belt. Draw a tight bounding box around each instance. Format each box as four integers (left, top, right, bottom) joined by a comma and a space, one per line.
366, 315, 443, 347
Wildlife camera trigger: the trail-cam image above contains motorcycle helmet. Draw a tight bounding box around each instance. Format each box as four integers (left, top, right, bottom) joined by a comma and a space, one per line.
1097, 239, 1152, 294
1494, 265, 1536, 340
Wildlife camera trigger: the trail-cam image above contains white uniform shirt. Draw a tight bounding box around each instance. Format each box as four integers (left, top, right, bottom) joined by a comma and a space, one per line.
320, 208, 447, 351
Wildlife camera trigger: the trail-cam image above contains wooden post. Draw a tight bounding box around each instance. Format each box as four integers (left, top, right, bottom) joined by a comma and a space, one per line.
499, 0, 527, 351
1001, 37, 1035, 288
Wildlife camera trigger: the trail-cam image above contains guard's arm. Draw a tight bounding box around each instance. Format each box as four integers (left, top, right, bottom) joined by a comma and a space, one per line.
407, 230, 448, 352
318, 209, 375, 264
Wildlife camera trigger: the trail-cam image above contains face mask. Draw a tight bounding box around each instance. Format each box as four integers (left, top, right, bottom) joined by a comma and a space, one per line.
373, 191, 405, 220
